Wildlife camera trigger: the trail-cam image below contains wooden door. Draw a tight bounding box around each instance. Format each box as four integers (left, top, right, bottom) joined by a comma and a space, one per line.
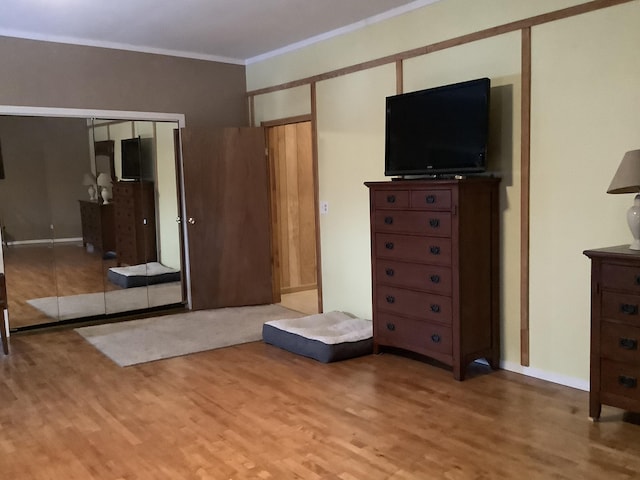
181, 127, 273, 310
267, 122, 317, 294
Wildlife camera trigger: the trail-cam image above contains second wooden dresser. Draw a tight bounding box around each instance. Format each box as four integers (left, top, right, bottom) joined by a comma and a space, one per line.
365, 177, 500, 380
584, 246, 640, 420
112, 181, 157, 266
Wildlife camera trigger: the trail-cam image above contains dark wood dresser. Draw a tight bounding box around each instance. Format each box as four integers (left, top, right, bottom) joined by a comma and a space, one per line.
112, 181, 157, 266
79, 200, 116, 253
365, 177, 500, 380
584, 246, 640, 420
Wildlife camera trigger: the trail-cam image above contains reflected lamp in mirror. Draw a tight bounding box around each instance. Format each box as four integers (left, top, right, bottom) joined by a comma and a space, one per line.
607, 149, 640, 250
82, 172, 97, 201
97, 173, 113, 205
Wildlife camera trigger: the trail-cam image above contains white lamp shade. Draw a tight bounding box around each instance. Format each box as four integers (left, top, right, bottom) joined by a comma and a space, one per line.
96, 172, 113, 187
608, 149, 640, 250
82, 172, 96, 186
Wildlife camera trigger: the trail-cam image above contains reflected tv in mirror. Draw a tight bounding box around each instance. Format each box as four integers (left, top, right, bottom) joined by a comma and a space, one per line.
384, 77, 490, 177
121, 137, 153, 181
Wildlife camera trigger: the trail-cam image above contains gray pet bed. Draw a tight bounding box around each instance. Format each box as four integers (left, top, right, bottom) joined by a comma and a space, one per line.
262, 311, 373, 363
108, 262, 181, 288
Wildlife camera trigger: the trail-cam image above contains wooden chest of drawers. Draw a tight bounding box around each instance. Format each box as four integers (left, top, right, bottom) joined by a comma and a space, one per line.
366, 178, 500, 380
112, 181, 157, 266
79, 200, 115, 253
584, 246, 640, 419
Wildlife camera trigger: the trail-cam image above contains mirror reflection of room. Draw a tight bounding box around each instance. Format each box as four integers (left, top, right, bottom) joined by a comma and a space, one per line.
0, 115, 184, 330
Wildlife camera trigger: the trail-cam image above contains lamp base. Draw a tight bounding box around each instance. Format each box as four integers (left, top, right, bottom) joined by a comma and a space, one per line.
627, 194, 640, 250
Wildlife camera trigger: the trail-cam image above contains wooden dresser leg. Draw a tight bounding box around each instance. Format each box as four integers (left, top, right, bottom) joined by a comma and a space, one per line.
0, 273, 8, 355
589, 397, 601, 421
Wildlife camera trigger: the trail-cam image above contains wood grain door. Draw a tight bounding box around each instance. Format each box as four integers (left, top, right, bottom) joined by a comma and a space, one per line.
267, 122, 317, 294
181, 127, 273, 310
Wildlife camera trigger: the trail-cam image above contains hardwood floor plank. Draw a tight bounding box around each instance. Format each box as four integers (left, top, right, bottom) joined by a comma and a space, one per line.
0, 330, 639, 479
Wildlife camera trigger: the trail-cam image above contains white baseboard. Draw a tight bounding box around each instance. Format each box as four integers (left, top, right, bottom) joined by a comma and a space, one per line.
6, 237, 83, 246
499, 360, 589, 392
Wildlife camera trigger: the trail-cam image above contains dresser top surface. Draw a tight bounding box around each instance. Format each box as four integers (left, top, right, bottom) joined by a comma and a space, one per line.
364, 176, 500, 189
583, 245, 640, 260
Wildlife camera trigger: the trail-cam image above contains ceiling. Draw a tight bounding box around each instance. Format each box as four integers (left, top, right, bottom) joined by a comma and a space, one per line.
0, 0, 441, 65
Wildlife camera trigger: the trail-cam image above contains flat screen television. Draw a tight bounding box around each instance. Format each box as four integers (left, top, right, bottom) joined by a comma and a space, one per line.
384, 77, 490, 177
121, 137, 153, 181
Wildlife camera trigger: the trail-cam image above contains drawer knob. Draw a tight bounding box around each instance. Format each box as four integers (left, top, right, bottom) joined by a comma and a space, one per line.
619, 337, 638, 350
635, 274, 640, 286
387, 195, 396, 204
618, 375, 638, 389
431, 334, 441, 344
385, 242, 394, 250
430, 275, 440, 284
430, 304, 440, 313
385, 268, 395, 277
620, 303, 638, 315
429, 246, 440, 255
384, 216, 394, 225
426, 195, 436, 204
386, 295, 395, 304
429, 218, 440, 228
386, 322, 396, 331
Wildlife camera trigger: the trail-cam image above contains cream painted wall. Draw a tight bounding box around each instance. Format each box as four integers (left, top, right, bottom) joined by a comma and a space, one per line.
529, 2, 640, 382
316, 65, 396, 318
403, 32, 522, 369
253, 85, 311, 125
247, 0, 586, 91
247, 0, 640, 388
155, 122, 181, 270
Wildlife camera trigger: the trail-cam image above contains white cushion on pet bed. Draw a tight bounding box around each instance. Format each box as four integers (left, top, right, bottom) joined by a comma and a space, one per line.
262, 311, 373, 363
108, 262, 180, 288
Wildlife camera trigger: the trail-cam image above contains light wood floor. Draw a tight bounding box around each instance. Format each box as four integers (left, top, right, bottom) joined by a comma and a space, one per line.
1, 330, 639, 479
2, 242, 120, 329
2, 243, 181, 329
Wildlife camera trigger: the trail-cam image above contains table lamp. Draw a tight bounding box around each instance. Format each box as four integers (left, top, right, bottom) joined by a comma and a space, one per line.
607, 149, 640, 250
82, 172, 97, 201
97, 173, 113, 204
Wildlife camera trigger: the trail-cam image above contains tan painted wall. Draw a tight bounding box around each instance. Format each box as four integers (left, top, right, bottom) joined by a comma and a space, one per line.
0, 36, 247, 128
246, 0, 640, 388
0, 116, 89, 241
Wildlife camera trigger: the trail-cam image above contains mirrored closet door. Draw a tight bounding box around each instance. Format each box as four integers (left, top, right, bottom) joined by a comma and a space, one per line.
0, 115, 185, 330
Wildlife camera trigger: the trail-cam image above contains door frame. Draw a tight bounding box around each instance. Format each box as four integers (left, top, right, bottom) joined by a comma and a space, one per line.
262, 114, 323, 313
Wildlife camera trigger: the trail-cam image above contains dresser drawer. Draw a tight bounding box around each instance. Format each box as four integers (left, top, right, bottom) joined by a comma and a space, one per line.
601, 321, 640, 365
374, 211, 451, 237
376, 286, 452, 323
376, 260, 452, 295
375, 312, 452, 359
113, 183, 135, 197
410, 189, 452, 210
601, 263, 640, 293
601, 358, 640, 403
374, 190, 409, 209
375, 233, 452, 266
602, 292, 640, 327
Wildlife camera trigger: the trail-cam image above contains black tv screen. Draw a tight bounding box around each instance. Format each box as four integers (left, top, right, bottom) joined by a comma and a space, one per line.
121, 137, 153, 181
384, 77, 490, 177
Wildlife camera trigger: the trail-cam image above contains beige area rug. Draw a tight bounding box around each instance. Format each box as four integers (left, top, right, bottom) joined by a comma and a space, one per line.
27, 282, 182, 320
75, 304, 304, 367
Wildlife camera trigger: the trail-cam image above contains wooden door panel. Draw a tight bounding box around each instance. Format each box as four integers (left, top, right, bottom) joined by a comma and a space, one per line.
181, 127, 273, 310
270, 121, 317, 293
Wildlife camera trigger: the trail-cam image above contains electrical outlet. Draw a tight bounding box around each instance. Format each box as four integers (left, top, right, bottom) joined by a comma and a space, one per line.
320, 201, 329, 215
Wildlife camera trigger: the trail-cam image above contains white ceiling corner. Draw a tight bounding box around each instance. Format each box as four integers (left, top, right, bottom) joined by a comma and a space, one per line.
0, 0, 442, 65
